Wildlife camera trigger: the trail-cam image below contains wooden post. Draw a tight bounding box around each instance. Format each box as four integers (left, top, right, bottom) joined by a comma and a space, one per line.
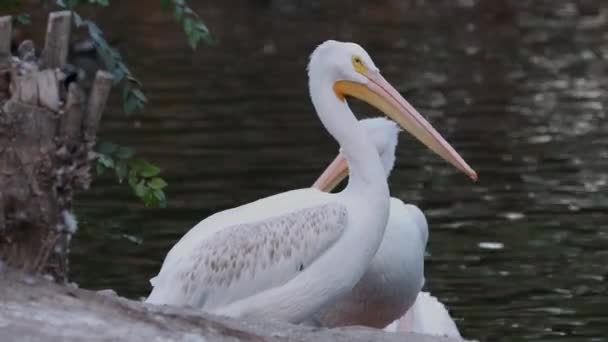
18, 74, 39, 105
42, 11, 72, 69
0, 11, 113, 280
0, 16, 11, 61
60, 83, 86, 141
85, 71, 113, 141
0, 17, 11, 102
37, 70, 61, 111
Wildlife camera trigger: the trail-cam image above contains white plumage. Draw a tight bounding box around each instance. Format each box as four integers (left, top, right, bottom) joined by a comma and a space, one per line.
311, 118, 426, 327
314, 198, 428, 328
312, 117, 460, 337
146, 40, 476, 324
384, 292, 462, 339
149, 198, 347, 310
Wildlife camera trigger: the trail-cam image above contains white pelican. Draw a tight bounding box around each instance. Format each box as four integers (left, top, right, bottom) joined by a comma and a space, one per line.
310, 117, 461, 338
310, 117, 427, 328
146, 40, 477, 323
384, 292, 462, 338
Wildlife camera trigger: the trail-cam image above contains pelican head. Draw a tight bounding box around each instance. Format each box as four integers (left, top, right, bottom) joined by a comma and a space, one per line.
308, 40, 477, 185
308, 40, 380, 87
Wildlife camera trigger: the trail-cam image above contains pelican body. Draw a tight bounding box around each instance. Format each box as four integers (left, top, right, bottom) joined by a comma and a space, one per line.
312, 118, 427, 328
146, 40, 476, 323
312, 118, 461, 337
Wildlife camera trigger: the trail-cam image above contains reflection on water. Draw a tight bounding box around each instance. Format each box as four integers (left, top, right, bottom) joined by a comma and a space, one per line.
29, 0, 606, 340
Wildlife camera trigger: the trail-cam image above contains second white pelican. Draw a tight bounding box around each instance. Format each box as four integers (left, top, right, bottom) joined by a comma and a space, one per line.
146, 40, 476, 323
310, 117, 461, 337
384, 292, 462, 338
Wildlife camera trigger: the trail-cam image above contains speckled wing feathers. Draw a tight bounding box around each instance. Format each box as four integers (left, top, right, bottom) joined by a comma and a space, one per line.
148, 202, 348, 310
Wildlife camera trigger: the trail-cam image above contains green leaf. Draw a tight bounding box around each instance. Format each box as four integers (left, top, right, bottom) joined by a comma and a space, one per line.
148, 177, 168, 190
98, 154, 114, 168
112, 67, 125, 84
123, 95, 138, 115
152, 188, 166, 201
195, 21, 210, 35
109, 46, 121, 60
15, 14, 31, 25
131, 88, 148, 104
115, 146, 135, 159
174, 5, 184, 21
187, 30, 200, 50
96, 161, 105, 175
86, 21, 103, 38
184, 17, 194, 36
127, 170, 138, 188
140, 162, 161, 178
73, 12, 83, 27
152, 189, 167, 208
96, 141, 117, 155
128, 159, 145, 172
135, 99, 145, 111
114, 160, 128, 182
133, 180, 147, 198
77, 17, 144, 116
96, 46, 111, 69
129, 159, 161, 178
121, 84, 131, 101
118, 61, 131, 77
127, 76, 142, 87
143, 190, 156, 207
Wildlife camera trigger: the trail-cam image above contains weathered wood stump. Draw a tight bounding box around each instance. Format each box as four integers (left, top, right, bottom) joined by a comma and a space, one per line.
0, 12, 112, 281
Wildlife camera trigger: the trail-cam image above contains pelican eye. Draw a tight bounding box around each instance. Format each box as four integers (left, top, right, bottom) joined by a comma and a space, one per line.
351, 55, 365, 73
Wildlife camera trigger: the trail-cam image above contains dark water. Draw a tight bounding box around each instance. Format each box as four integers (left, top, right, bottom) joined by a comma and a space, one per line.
28, 0, 607, 340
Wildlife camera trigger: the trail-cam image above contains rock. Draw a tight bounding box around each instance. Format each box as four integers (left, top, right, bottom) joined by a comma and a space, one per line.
0, 267, 465, 342
96, 289, 117, 297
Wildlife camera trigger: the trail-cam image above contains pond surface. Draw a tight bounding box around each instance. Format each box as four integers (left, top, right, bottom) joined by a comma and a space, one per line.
30, 0, 608, 340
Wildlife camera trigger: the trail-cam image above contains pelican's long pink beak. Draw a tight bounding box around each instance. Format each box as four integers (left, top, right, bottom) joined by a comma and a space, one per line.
312, 153, 348, 192
364, 72, 477, 181
314, 70, 477, 192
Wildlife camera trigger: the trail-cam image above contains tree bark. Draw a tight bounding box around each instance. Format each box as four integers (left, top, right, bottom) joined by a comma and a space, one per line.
0, 12, 111, 281
0, 266, 463, 342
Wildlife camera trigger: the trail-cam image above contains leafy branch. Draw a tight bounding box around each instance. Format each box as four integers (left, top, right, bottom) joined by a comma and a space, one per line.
53, 0, 148, 116
51, 0, 214, 115
162, 0, 215, 49
52, 0, 210, 207
95, 142, 168, 208
10, 0, 212, 208
53, 2, 163, 206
